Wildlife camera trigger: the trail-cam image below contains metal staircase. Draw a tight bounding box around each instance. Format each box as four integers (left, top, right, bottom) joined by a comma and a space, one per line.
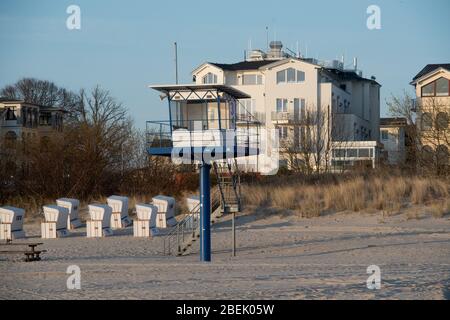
213, 160, 241, 214
162, 160, 242, 256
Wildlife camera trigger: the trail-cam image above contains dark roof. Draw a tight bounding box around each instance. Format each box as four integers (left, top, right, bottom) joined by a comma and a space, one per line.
413, 64, 450, 81
380, 117, 407, 126
208, 59, 381, 85
324, 69, 381, 86
209, 60, 275, 71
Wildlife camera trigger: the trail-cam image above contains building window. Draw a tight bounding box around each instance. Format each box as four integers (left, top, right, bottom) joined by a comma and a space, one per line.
276, 99, 288, 113
39, 112, 52, 126
421, 145, 434, 163
381, 130, 389, 140
347, 149, 358, 158
421, 113, 433, 131
242, 74, 262, 85
332, 149, 346, 158
202, 72, 218, 84
421, 77, 450, 97
287, 68, 296, 83
277, 68, 305, 84
294, 98, 306, 120
5, 107, 17, 120
276, 70, 285, 84
421, 82, 434, 97
358, 148, 370, 158
436, 78, 450, 96
436, 145, 449, 164
279, 159, 288, 168
278, 126, 288, 139
238, 99, 256, 118
436, 112, 449, 130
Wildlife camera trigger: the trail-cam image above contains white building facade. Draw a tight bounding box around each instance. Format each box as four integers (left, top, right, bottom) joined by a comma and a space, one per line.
191, 41, 382, 171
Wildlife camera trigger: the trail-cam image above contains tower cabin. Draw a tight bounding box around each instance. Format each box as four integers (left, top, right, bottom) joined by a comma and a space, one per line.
147, 84, 260, 161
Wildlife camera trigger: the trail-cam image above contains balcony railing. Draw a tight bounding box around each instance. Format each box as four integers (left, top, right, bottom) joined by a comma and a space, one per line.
271, 111, 302, 123
237, 112, 265, 124
146, 119, 261, 150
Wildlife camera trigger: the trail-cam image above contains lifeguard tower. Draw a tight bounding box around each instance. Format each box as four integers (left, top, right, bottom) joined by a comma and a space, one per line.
147, 84, 260, 261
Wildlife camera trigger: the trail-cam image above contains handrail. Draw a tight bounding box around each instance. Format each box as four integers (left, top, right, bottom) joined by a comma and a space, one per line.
163, 201, 200, 255
162, 189, 222, 256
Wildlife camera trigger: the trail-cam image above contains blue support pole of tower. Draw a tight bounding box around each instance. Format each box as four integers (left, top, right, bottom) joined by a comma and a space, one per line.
200, 163, 212, 262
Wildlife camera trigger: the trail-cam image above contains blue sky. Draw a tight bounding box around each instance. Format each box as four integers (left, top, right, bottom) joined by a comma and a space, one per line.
1, 0, 449, 129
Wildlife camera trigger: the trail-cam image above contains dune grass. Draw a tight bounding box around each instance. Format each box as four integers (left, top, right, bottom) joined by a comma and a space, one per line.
3, 171, 450, 221
242, 175, 450, 218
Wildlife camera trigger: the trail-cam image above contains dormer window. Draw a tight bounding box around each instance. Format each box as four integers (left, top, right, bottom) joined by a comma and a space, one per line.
276, 68, 305, 84
202, 72, 218, 84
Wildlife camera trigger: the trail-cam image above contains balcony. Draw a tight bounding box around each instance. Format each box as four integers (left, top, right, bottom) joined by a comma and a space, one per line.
271, 111, 301, 124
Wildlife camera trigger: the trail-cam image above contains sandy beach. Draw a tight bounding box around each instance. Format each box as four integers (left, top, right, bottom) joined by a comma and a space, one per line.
0, 208, 449, 300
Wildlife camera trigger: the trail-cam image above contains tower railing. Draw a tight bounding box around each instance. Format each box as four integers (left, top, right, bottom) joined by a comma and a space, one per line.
146, 119, 261, 150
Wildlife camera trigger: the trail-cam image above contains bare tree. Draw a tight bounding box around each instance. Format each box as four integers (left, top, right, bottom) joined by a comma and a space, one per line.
279, 105, 331, 174
1, 78, 79, 113
62, 86, 134, 197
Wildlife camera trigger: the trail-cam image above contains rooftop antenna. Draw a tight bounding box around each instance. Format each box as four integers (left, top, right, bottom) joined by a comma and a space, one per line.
305, 43, 308, 58
266, 26, 269, 51
296, 41, 300, 58
174, 42, 178, 84
247, 38, 252, 60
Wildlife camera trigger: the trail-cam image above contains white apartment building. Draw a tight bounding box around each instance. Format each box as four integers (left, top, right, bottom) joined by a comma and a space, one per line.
190, 41, 382, 171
